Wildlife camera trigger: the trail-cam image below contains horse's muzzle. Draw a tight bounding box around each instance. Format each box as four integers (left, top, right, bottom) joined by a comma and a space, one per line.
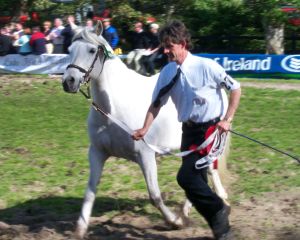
62, 76, 79, 93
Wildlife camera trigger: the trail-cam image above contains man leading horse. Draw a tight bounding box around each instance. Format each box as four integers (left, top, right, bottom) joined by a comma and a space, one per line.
132, 20, 241, 240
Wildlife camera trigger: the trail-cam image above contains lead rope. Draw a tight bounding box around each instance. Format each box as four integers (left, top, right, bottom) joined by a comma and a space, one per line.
195, 131, 227, 169
90, 101, 227, 166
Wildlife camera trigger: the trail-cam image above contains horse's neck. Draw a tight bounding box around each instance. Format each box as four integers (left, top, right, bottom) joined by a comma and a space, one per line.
91, 57, 147, 115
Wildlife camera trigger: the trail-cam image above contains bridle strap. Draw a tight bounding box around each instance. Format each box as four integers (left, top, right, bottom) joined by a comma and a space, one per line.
66, 45, 106, 84
67, 64, 87, 73
84, 45, 103, 81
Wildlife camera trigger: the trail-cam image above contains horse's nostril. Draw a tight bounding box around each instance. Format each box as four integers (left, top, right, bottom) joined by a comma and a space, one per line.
62, 81, 69, 90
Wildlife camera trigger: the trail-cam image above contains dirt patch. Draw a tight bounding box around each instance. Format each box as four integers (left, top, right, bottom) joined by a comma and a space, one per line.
0, 189, 299, 240
241, 81, 300, 91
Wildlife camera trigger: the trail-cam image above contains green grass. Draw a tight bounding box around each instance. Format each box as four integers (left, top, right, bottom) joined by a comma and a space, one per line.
0, 77, 299, 220
229, 86, 300, 198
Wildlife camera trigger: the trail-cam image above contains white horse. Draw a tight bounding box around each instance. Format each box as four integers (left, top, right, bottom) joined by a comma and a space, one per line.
62, 26, 229, 239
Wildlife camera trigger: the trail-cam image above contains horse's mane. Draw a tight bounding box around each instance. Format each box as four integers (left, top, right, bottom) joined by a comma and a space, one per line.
72, 27, 114, 55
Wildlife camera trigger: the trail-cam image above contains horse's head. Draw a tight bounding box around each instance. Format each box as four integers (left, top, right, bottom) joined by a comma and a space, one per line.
62, 22, 114, 93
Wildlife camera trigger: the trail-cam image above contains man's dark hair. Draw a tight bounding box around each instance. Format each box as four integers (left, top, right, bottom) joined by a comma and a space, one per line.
158, 20, 192, 50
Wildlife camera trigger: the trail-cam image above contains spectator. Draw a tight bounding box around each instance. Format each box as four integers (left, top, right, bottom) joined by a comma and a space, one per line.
12, 22, 24, 39
49, 18, 65, 53
86, 19, 94, 32
12, 22, 24, 52
5, 23, 15, 37
43, 20, 53, 54
61, 15, 77, 53
141, 23, 162, 76
0, 27, 14, 56
102, 18, 119, 50
126, 21, 151, 74
15, 27, 32, 55
30, 26, 46, 55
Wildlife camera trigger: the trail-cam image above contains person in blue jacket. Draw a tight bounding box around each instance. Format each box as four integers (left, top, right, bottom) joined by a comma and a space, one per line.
102, 18, 119, 50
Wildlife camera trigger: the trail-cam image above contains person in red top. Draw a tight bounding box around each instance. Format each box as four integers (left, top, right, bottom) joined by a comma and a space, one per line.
30, 26, 46, 55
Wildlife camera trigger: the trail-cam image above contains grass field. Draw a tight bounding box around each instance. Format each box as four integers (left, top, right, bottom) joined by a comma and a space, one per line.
0, 76, 299, 221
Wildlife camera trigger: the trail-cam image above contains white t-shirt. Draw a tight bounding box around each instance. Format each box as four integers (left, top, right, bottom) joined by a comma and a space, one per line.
152, 52, 240, 123
49, 26, 65, 45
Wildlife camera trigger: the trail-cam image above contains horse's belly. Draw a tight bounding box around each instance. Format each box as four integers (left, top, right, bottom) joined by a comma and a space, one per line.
146, 102, 182, 150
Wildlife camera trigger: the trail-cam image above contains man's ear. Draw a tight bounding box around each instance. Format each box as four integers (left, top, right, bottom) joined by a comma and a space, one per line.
180, 40, 187, 48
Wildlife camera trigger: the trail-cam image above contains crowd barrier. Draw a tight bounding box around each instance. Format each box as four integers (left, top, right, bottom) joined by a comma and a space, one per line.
1, 53, 300, 78
0, 54, 70, 74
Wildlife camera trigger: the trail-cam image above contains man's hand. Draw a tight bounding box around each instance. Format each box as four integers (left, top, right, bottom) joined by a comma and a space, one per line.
216, 119, 231, 133
132, 104, 161, 141
132, 128, 147, 141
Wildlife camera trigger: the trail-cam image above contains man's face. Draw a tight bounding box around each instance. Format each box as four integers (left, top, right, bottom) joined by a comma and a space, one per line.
162, 41, 186, 63
16, 24, 23, 31
55, 19, 62, 27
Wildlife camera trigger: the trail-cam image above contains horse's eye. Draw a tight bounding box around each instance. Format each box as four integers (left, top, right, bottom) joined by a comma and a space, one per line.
89, 48, 96, 54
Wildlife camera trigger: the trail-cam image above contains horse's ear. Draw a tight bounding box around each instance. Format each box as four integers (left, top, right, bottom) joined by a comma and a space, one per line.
95, 20, 103, 36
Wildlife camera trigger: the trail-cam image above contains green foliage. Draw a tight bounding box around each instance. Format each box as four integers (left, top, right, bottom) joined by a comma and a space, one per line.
245, 0, 300, 26
2, 0, 300, 53
0, 0, 21, 12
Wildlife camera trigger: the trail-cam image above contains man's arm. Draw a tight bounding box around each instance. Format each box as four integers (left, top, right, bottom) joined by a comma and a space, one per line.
217, 87, 241, 132
132, 104, 161, 140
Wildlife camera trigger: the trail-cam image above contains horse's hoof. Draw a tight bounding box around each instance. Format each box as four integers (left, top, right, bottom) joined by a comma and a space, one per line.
75, 224, 87, 239
168, 216, 185, 229
174, 216, 184, 228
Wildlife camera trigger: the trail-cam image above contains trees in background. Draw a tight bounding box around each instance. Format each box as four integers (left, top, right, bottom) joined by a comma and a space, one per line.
97, 0, 300, 54
244, 0, 300, 54
1, 0, 300, 54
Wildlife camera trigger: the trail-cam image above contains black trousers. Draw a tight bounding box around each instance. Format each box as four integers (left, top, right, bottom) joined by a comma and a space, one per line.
177, 121, 224, 224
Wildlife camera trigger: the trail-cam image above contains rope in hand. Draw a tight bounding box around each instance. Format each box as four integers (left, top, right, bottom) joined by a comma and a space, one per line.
91, 101, 227, 168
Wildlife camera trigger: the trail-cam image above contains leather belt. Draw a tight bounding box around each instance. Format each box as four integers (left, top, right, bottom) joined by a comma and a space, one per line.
183, 117, 220, 128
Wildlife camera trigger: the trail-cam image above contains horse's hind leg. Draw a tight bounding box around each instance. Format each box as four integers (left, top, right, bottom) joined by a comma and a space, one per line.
208, 164, 229, 205
75, 145, 108, 239
138, 152, 184, 228
182, 199, 193, 218
181, 163, 229, 219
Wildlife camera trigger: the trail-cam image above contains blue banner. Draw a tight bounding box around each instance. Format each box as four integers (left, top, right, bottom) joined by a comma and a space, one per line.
195, 54, 300, 74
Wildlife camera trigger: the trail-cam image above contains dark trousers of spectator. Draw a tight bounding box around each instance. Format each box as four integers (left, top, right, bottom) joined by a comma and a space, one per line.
53, 44, 64, 54
177, 122, 224, 225
144, 51, 159, 75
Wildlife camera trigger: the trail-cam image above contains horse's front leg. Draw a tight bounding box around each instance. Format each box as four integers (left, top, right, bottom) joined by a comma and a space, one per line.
138, 151, 184, 228
75, 145, 108, 239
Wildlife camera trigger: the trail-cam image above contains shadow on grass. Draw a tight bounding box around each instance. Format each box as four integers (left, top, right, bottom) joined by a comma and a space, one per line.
0, 196, 213, 240
0, 196, 157, 223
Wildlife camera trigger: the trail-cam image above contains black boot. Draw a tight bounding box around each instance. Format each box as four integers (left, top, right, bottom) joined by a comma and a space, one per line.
209, 204, 231, 240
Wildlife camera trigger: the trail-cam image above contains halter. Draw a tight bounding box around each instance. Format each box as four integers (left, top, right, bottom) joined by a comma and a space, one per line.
66, 41, 114, 99
66, 45, 107, 86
